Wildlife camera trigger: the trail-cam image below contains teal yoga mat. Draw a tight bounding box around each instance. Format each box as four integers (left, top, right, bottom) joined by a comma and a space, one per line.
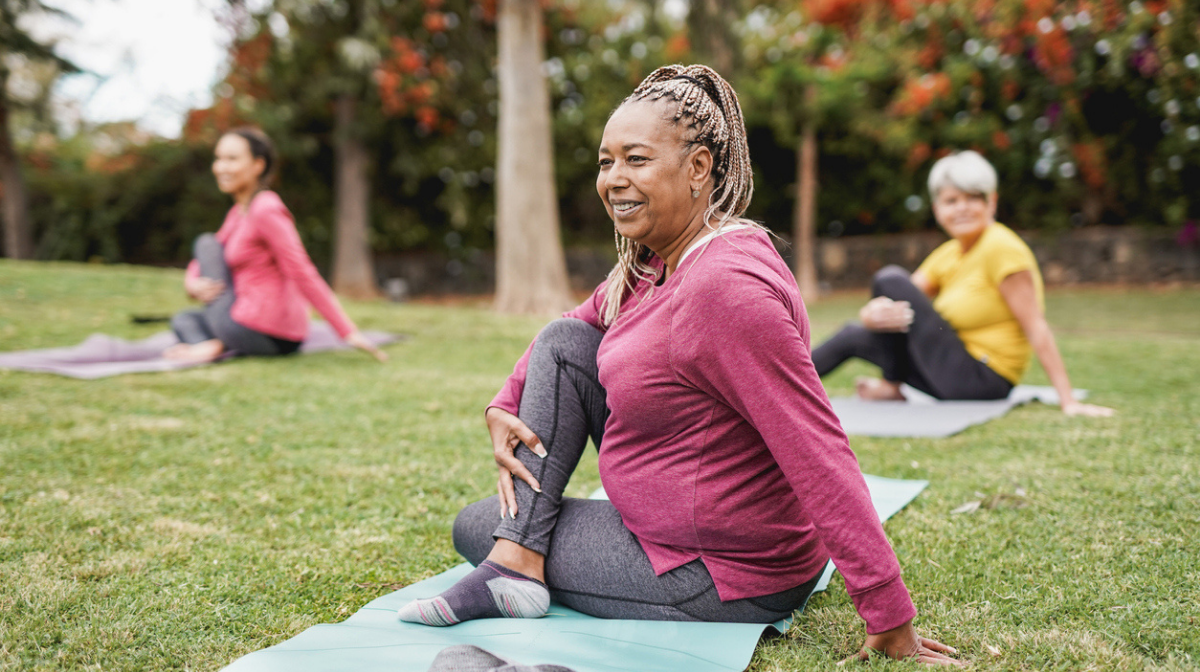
222, 474, 928, 672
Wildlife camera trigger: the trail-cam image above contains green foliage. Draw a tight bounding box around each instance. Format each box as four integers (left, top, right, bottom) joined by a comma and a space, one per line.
24, 136, 227, 263
739, 0, 1200, 236
2, 261, 1199, 669
16, 0, 1200, 265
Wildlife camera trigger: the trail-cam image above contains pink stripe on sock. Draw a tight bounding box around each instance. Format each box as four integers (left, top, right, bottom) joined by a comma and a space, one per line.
433, 599, 458, 625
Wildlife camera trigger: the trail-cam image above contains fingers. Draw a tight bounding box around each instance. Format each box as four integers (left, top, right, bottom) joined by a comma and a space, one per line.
837, 649, 871, 666
919, 637, 958, 655
499, 468, 519, 518
1064, 403, 1116, 417
360, 341, 388, 362
512, 422, 547, 458
496, 451, 542, 494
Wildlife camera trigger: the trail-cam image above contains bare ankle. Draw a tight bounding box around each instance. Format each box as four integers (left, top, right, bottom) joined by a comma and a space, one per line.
486, 539, 546, 582
855, 377, 906, 401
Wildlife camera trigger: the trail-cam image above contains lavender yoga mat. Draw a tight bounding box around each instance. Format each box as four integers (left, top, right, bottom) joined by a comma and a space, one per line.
0, 321, 402, 379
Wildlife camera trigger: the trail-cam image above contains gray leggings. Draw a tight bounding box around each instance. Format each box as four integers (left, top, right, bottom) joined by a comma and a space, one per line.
171, 234, 299, 357
811, 265, 1013, 400
453, 319, 824, 623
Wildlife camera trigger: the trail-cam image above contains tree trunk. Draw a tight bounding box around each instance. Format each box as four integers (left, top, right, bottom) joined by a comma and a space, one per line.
792, 88, 819, 301
494, 0, 573, 314
687, 0, 740, 75
331, 93, 379, 299
0, 67, 34, 260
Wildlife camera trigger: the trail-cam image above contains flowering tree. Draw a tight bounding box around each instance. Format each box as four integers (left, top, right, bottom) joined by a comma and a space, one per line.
742, 0, 1200, 253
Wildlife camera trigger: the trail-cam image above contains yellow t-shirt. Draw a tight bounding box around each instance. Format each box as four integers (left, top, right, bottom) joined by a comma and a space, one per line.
916, 222, 1043, 384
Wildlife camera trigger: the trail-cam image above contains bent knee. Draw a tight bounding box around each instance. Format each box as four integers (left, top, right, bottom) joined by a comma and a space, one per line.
193, 232, 219, 257
536, 318, 602, 349
871, 265, 913, 298
170, 310, 200, 333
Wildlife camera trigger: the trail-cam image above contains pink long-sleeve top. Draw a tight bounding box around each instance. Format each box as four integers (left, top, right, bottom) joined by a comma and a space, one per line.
490, 228, 916, 634
186, 191, 357, 343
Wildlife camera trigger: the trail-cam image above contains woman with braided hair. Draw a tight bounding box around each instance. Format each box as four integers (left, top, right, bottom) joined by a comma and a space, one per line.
400, 65, 962, 665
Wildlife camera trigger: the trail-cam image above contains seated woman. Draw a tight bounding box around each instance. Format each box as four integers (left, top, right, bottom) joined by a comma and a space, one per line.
812, 150, 1112, 416
399, 65, 962, 666
165, 127, 385, 363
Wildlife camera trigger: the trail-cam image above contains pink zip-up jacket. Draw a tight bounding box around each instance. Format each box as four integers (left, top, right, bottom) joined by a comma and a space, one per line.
491, 228, 917, 634
186, 191, 357, 342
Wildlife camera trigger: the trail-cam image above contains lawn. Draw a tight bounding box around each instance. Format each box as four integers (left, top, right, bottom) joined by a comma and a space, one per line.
1, 260, 1197, 671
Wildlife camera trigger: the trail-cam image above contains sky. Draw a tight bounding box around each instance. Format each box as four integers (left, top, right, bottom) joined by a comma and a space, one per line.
38, 0, 232, 138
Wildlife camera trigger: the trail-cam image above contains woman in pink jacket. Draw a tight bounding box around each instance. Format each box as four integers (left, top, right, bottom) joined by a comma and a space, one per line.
399, 66, 961, 666
165, 128, 384, 363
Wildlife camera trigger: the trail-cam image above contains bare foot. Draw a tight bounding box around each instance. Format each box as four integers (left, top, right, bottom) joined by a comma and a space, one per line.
163, 339, 225, 363
855, 377, 906, 401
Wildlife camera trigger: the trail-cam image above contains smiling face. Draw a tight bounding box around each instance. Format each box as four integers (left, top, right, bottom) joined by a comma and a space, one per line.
212, 134, 265, 200
596, 101, 710, 255
931, 184, 997, 246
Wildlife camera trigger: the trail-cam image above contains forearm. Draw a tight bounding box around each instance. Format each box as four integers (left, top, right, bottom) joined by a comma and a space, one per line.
1028, 320, 1075, 405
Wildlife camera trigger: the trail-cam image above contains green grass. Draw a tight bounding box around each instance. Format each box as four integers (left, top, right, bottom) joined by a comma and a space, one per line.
1, 260, 1197, 671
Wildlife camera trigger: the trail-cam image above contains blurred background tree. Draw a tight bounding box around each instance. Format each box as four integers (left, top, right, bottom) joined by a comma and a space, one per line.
1, 0, 76, 259
493, 0, 573, 314
7, 0, 1198, 295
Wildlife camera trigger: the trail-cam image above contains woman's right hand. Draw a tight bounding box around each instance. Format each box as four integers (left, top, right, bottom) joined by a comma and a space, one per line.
841, 620, 964, 666
859, 297, 914, 332
486, 407, 547, 519
185, 276, 225, 304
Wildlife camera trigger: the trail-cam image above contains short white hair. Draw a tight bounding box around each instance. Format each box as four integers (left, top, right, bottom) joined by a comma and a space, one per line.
927, 150, 997, 198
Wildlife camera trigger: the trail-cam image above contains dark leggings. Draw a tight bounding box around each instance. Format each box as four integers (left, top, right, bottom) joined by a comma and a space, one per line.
170, 234, 300, 356
811, 265, 1013, 400
453, 319, 824, 623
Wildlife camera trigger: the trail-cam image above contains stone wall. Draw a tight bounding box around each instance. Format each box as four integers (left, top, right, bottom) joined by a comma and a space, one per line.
793, 226, 1200, 290
373, 226, 1199, 298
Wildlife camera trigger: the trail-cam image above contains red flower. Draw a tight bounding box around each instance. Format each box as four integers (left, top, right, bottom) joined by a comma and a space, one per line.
424, 12, 447, 33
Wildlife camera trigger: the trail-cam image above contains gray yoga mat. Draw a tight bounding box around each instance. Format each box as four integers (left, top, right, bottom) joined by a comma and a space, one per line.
0, 321, 401, 379
221, 474, 928, 672
831, 384, 1087, 438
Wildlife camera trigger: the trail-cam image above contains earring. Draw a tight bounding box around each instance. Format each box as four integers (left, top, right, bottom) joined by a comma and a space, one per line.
691, 189, 700, 198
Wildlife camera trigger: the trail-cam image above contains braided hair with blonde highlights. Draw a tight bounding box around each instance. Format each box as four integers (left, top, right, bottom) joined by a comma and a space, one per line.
599, 64, 763, 327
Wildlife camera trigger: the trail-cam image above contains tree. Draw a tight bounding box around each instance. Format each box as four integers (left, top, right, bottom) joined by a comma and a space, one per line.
0, 0, 74, 259
493, 0, 573, 314
331, 92, 376, 298
687, 0, 742, 75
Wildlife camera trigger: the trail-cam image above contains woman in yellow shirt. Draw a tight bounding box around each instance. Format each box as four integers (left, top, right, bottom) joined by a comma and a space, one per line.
812, 150, 1112, 417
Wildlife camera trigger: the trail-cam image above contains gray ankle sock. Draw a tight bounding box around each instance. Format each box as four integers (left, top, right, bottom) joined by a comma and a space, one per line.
398, 560, 550, 627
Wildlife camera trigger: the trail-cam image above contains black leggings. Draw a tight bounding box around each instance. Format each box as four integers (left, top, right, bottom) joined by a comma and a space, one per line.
453, 318, 824, 623
811, 265, 1013, 401
170, 234, 300, 356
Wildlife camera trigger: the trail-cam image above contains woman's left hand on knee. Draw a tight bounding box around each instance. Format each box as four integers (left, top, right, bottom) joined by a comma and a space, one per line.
859, 297, 915, 333
185, 276, 224, 303
486, 407, 546, 519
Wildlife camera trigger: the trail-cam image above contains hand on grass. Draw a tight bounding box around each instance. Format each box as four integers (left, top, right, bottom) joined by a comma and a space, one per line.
344, 330, 388, 362
859, 297, 915, 332
840, 620, 964, 667
1062, 400, 1114, 417
185, 276, 225, 304
486, 407, 546, 519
